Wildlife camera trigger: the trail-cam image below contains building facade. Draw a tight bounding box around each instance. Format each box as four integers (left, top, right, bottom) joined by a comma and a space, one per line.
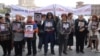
76, 1, 100, 16
18, 0, 37, 9
0, 3, 5, 9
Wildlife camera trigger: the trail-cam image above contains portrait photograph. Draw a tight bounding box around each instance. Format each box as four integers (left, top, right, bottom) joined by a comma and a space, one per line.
0, 23, 8, 32
24, 24, 33, 38
12, 22, 21, 31
34, 13, 42, 21
63, 23, 70, 29
78, 22, 85, 27
45, 21, 53, 27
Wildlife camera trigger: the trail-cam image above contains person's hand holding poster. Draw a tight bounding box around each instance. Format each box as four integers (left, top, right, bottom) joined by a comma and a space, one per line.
24, 25, 33, 38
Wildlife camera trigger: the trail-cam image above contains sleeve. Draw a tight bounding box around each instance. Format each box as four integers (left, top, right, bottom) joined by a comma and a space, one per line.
33, 23, 38, 33
56, 21, 61, 39
88, 21, 92, 31
53, 20, 56, 31
57, 21, 61, 34
75, 19, 78, 32
97, 22, 100, 30
42, 21, 45, 31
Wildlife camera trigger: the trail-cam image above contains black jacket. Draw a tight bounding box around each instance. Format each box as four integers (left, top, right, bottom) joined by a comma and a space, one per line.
75, 19, 88, 35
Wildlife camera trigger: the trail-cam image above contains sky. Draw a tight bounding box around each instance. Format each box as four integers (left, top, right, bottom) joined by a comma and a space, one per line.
0, 0, 100, 7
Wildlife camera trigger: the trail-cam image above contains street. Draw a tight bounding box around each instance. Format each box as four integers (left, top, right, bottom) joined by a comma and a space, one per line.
0, 37, 100, 56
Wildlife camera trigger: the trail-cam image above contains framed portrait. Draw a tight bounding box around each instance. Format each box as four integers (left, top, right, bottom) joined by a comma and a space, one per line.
34, 13, 42, 21
12, 22, 22, 31
24, 24, 33, 38
0, 23, 9, 32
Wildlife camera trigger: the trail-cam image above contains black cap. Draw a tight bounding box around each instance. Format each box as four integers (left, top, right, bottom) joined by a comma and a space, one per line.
5, 13, 10, 16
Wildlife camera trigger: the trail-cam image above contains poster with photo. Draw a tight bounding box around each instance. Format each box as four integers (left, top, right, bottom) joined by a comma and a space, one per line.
12, 22, 21, 31
0, 23, 8, 32
45, 21, 53, 27
34, 13, 42, 21
78, 22, 85, 27
62, 22, 71, 34
63, 23, 70, 29
24, 24, 33, 38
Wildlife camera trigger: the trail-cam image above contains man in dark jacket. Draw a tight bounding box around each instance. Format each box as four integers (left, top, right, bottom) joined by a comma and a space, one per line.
37, 14, 46, 51
4, 13, 12, 56
75, 15, 88, 53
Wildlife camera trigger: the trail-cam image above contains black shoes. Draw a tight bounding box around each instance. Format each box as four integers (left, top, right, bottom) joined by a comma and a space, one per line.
7, 54, 11, 56
51, 52, 55, 55
33, 54, 36, 56
76, 51, 84, 54
63, 51, 67, 55
26, 53, 31, 56
80, 51, 85, 54
2, 54, 6, 56
76, 51, 79, 53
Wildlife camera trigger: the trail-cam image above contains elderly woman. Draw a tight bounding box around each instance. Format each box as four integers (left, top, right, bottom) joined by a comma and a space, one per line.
75, 15, 88, 53
57, 13, 71, 56
12, 15, 24, 56
88, 15, 100, 52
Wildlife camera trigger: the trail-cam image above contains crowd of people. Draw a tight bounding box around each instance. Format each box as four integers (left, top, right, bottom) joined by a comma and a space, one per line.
0, 12, 100, 56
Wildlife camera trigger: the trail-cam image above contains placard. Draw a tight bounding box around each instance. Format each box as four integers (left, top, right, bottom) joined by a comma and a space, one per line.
12, 22, 22, 31
45, 21, 53, 27
62, 22, 71, 34
63, 23, 70, 29
34, 13, 42, 21
0, 23, 8, 32
78, 22, 85, 27
24, 24, 33, 38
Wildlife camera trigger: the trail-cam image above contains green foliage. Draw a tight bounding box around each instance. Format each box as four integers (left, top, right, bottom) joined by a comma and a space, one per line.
0, 7, 10, 14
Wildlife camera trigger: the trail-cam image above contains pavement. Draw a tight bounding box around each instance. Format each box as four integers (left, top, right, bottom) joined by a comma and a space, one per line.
0, 37, 100, 56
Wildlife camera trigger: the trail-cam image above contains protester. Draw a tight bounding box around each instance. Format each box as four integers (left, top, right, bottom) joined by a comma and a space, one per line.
53, 15, 60, 45
75, 15, 88, 53
67, 13, 74, 50
57, 14, 71, 56
0, 16, 11, 56
12, 15, 24, 56
37, 14, 46, 52
1, 11, 100, 56
87, 18, 96, 49
4, 13, 12, 56
5, 13, 11, 23
88, 15, 100, 52
43, 12, 56, 56
20, 16, 26, 52
25, 16, 38, 56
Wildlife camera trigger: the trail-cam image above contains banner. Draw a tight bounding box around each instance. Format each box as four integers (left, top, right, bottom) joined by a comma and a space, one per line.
55, 4, 74, 16
73, 5, 91, 15
10, 5, 34, 16
34, 5, 55, 14
10, 4, 91, 16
